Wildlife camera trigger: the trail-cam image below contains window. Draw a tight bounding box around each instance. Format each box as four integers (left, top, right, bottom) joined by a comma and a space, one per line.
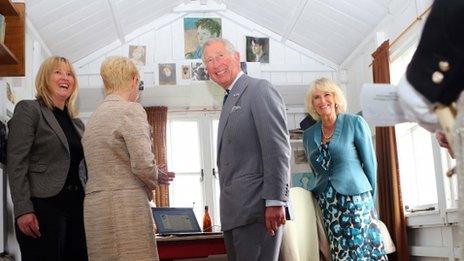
395, 122, 438, 209
166, 113, 221, 229
166, 120, 203, 215
390, 44, 458, 214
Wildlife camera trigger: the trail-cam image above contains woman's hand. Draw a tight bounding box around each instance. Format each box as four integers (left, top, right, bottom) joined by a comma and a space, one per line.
17, 213, 41, 238
157, 164, 175, 185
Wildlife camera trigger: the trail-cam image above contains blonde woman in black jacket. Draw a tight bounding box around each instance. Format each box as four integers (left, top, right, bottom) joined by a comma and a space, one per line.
7, 56, 87, 261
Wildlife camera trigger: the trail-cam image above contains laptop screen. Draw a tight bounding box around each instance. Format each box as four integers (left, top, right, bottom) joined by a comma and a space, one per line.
152, 207, 202, 235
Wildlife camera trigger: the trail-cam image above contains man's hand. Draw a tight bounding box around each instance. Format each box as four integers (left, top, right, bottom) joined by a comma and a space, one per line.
17, 213, 41, 238
265, 206, 286, 236
436, 131, 455, 158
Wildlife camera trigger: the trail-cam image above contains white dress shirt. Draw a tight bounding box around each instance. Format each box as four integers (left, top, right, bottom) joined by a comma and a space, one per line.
397, 75, 440, 132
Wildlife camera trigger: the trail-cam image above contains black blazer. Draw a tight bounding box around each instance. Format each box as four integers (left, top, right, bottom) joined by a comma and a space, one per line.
406, 0, 464, 105
6, 100, 85, 218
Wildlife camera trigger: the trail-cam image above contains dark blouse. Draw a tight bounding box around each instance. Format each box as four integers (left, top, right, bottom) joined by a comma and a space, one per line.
53, 107, 84, 188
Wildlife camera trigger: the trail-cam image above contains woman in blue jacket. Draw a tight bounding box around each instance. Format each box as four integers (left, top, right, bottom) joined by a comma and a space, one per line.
303, 78, 387, 260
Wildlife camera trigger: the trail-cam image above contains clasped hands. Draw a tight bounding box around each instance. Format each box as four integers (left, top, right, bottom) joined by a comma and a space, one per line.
157, 164, 175, 185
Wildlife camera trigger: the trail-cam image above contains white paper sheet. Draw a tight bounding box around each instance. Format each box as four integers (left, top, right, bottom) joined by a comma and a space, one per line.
361, 83, 408, 126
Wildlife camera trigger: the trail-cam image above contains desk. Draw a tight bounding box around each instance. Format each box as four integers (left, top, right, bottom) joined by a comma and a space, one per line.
157, 234, 226, 260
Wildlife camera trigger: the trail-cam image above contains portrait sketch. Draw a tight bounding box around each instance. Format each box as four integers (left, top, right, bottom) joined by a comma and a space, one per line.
191, 62, 209, 81
129, 45, 147, 66
159, 63, 177, 85
184, 18, 222, 59
246, 36, 269, 63
181, 65, 191, 80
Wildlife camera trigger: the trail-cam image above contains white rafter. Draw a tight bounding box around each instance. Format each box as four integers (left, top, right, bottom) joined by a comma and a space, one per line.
106, 0, 126, 44
281, 0, 311, 42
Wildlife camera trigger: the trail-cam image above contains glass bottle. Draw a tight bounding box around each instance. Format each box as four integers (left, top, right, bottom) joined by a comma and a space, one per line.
202, 205, 212, 232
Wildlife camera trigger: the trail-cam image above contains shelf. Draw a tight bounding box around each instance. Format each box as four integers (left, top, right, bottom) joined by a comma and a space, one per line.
0, 42, 18, 64
0, 2, 24, 76
0, 0, 18, 16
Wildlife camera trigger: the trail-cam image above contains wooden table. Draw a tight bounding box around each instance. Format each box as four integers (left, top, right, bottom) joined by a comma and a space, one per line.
156, 234, 226, 260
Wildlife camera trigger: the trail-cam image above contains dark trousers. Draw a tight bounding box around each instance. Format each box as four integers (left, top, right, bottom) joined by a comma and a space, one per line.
15, 186, 88, 261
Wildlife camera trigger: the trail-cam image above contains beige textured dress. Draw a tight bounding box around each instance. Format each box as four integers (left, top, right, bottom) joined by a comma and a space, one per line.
82, 94, 159, 260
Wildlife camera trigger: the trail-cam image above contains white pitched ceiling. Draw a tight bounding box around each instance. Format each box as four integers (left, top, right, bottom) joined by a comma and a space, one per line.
25, 0, 391, 64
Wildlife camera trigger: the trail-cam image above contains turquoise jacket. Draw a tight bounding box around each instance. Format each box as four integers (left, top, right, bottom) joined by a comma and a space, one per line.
303, 114, 377, 196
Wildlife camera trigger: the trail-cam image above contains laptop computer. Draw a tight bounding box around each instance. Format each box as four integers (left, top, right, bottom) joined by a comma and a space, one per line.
152, 207, 222, 236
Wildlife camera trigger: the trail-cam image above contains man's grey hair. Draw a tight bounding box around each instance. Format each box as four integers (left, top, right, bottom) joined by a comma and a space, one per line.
201, 38, 238, 62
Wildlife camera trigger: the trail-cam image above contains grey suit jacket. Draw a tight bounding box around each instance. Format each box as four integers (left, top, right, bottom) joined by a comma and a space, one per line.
217, 74, 291, 231
6, 100, 85, 218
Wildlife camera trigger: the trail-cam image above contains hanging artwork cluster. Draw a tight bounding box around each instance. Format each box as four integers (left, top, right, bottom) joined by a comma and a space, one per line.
126, 17, 269, 86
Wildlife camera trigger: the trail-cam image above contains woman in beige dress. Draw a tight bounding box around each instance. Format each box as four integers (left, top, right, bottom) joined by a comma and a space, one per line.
82, 56, 174, 260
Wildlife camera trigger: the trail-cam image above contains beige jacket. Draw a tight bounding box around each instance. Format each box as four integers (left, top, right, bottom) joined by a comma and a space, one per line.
82, 94, 159, 260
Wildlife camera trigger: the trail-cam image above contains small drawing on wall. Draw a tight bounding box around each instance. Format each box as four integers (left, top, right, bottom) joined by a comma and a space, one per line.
246, 36, 269, 63
184, 18, 222, 59
181, 65, 191, 80
129, 45, 147, 66
159, 63, 176, 85
191, 62, 209, 81
293, 149, 308, 164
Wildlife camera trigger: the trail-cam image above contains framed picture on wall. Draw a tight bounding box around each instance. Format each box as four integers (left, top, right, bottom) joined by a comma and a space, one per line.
246, 36, 269, 63
293, 149, 308, 164
184, 18, 222, 59
181, 65, 191, 80
191, 62, 209, 81
158, 63, 176, 85
128, 45, 147, 66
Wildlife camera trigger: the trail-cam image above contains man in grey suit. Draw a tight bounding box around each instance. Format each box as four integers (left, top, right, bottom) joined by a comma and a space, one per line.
202, 38, 291, 261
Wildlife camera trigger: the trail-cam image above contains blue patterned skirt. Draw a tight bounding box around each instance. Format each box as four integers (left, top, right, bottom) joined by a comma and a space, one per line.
315, 183, 388, 260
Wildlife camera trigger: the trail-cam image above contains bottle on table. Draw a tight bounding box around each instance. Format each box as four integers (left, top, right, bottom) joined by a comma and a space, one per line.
202, 205, 212, 232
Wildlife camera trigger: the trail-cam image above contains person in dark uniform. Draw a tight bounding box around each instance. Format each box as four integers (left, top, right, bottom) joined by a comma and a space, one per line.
398, 0, 464, 130
397, 0, 464, 257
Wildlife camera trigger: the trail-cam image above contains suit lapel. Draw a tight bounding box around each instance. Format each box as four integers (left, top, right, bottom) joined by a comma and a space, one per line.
40, 105, 70, 153
217, 74, 249, 159
330, 114, 343, 144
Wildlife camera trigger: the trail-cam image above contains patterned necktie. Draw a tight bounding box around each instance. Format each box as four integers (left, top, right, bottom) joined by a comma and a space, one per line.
222, 89, 230, 105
